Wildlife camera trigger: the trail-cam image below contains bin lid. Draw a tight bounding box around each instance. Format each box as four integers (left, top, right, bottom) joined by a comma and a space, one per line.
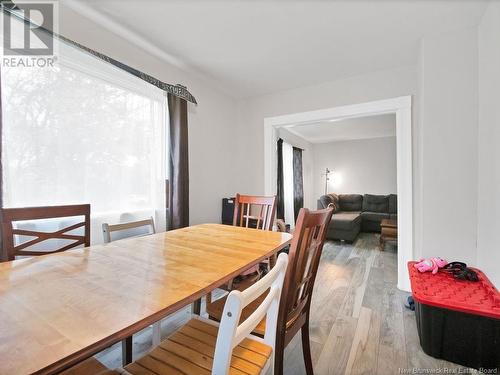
408, 261, 500, 319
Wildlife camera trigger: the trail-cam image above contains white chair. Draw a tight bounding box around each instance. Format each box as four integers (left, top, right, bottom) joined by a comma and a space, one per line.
102, 217, 155, 244
121, 253, 289, 375
101, 217, 161, 360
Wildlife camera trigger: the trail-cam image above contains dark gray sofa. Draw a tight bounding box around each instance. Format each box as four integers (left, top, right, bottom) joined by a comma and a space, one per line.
317, 193, 397, 242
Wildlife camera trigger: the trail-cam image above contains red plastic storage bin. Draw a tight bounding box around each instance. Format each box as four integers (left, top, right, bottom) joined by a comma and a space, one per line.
408, 261, 500, 370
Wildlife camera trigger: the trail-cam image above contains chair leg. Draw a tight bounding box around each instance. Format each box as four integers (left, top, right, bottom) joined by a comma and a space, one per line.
301, 321, 314, 375
152, 322, 161, 347
274, 335, 285, 375
269, 253, 277, 269
122, 336, 133, 366
268, 354, 275, 375
191, 298, 202, 315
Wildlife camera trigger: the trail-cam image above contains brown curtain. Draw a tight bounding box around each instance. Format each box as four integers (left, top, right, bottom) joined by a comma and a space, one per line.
276, 138, 285, 220
292, 147, 304, 221
167, 94, 189, 230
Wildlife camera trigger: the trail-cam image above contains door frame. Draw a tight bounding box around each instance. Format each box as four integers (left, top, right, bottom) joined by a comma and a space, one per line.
263, 96, 413, 291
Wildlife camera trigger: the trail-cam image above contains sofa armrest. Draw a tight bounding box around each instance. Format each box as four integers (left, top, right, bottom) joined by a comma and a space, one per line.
317, 199, 327, 209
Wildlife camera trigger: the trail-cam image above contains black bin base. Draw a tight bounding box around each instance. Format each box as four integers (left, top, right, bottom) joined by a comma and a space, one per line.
415, 301, 500, 370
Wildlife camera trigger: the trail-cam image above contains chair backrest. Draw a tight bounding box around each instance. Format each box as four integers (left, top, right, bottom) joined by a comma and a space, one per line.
213, 253, 289, 375
232, 193, 277, 231
102, 217, 155, 243
278, 207, 333, 337
0, 204, 91, 261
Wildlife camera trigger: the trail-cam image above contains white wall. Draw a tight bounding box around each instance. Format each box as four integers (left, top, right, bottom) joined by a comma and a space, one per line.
477, 1, 500, 287
313, 136, 397, 199
236, 65, 417, 193
58, 4, 240, 225
236, 65, 420, 247
237, 28, 493, 285
418, 27, 478, 265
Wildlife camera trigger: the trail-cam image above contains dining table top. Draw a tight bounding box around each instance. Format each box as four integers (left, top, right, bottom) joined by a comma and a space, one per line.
0, 223, 292, 375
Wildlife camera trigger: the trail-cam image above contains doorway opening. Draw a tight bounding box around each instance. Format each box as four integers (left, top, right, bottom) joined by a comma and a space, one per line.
264, 96, 413, 291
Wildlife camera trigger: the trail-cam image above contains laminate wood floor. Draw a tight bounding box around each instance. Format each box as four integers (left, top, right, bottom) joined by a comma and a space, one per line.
96, 233, 467, 374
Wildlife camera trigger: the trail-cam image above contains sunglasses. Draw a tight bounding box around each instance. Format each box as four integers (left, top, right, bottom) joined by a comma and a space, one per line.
442, 262, 479, 282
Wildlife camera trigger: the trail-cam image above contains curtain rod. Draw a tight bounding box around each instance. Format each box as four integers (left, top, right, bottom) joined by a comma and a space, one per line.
0, 3, 197, 104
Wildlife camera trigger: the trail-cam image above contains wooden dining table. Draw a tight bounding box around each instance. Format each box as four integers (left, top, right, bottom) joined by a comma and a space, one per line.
0, 223, 292, 375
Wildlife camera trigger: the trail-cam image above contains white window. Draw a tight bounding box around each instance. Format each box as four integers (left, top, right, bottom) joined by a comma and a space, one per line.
1, 19, 167, 244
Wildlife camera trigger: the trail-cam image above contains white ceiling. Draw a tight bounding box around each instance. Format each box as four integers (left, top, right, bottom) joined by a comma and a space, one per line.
286, 113, 396, 143
66, 0, 488, 98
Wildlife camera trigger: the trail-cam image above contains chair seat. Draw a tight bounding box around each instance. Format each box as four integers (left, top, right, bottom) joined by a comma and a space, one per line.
207, 293, 267, 337
60, 357, 119, 375
206, 292, 300, 339
124, 318, 272, 375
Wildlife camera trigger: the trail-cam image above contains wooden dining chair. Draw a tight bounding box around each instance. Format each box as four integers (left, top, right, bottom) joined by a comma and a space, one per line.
206, 207, 334, 375
0, 204, 90, 261
232, 193, 277, 275
101, 217, 160, 362
205, 194, 277, 311
102, 217, 155, 243
232, 193, 277, 231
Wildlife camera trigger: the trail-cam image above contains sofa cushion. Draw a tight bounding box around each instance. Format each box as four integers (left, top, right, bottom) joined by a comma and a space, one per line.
361, 211, 390, 222
331, 211, 361, 231
388, 194, 397, 214
362, 194, 389, 213
338, 194, 363, 211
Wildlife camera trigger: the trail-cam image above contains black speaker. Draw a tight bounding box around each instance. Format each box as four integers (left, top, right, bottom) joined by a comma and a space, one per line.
221, 197, 235, 225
